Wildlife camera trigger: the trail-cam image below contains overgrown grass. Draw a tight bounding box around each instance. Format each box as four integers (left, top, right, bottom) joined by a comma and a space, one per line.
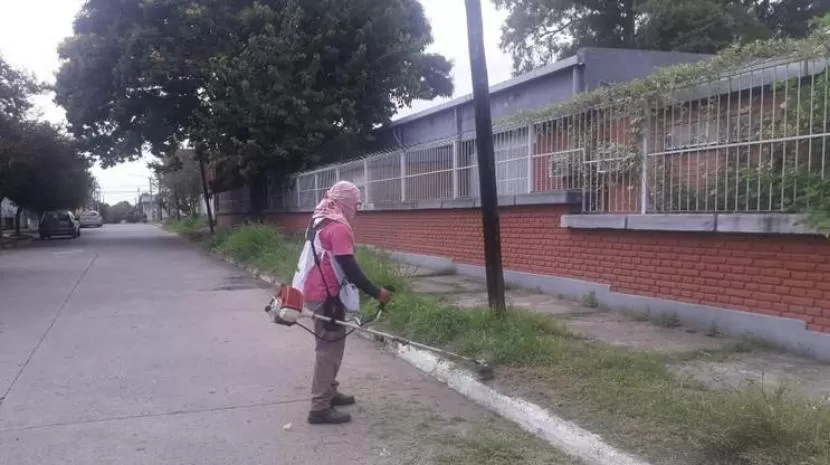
164, 217, 208, 238
183, 223, 830, 465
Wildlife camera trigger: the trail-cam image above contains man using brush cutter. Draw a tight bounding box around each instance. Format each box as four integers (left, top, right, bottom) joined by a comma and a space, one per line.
298, 181, 393, 425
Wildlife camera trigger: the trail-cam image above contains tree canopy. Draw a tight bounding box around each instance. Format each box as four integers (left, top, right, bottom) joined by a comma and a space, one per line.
54, 0, 454, 212
1, 56, 92, 218
494, 0, 830, 74
1, 120, 93, 214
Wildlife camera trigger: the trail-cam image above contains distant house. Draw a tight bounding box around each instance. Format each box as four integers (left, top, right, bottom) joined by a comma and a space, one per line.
0, 199, 38, 231
138, 193, 159, 222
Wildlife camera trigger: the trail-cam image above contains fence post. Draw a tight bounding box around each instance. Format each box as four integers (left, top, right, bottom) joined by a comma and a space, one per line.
363, 159, 371, 207
526, 124, 534, 193
295, 177, 301, 209
335, 167, 341, 182
400, 150, 407, 202
640, 126, 649, 215
452, 141, 460, 199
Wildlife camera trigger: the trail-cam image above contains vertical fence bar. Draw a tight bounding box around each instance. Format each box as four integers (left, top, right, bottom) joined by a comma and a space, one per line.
400, 151, 407, 202
363, 159, 371, 207
452, 140, 460, 199
295, 177, 301, 208
526, 124, 534, 193
641, 110, 649, 215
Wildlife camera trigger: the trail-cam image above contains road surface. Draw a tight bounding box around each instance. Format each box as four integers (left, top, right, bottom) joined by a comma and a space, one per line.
0, 224, 573, 465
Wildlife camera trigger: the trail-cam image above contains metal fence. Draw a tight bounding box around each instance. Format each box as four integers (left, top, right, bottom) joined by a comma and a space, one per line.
235, 53, 830, 216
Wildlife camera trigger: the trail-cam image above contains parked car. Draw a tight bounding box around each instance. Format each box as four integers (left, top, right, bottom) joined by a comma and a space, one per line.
39, 210, 81, 239
79, 210, 104, 228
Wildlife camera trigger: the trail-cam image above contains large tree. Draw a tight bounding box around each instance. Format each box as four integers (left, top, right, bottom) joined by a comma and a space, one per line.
2, 121, 93, 234
55, 0, 453, 216
494, 0, 830, 74
0, 55, 42, 202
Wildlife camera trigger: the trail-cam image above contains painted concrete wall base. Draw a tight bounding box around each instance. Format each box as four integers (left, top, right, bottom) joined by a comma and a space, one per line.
389, 249, 830, 362
562, 213, 821, 236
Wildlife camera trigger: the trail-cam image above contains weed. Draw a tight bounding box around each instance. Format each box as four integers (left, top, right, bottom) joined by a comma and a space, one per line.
652, 313, 683, 328
706, 323, 722, 338
581, 291, 599, 308
164, 217, 207, 238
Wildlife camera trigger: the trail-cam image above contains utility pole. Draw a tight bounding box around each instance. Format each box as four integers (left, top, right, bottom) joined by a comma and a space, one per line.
464, 0, 506, 314
195, 143, 215, 234
148, 177, 154, 221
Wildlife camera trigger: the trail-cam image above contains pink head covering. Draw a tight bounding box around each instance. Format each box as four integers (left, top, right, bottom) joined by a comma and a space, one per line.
312, 181, 361, 227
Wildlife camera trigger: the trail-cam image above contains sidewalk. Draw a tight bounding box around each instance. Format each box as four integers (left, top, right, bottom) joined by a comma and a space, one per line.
401, 264, 830, 463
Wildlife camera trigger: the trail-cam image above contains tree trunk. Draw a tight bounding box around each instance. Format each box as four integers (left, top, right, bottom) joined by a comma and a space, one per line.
196, 143, 215, 234
14, 206, 22, 237
248, 171, 268, 223
0, 196, 4, 248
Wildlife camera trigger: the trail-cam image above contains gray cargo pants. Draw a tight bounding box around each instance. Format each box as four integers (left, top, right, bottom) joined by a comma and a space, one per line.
308, 300, 346, 412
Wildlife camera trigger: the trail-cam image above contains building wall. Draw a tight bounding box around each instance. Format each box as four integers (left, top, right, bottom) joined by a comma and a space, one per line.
218, 205, 830, 335
581, 48, 711, 91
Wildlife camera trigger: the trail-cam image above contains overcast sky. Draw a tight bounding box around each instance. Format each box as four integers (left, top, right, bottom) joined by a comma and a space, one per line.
0, 0, 514, 204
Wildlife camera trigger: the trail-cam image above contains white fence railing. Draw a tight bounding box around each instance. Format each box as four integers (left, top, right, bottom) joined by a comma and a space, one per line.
218, 53, 830, 216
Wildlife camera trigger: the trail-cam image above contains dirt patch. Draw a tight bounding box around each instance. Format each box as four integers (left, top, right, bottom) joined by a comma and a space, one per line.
672, 352, 830, 403
411, 277, 469, 294
360, 392, 581, 465
563, 312, 733, 355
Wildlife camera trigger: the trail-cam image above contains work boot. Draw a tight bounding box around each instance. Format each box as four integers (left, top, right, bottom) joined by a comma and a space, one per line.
308, 407, 351, 425
331, 392, 355, 407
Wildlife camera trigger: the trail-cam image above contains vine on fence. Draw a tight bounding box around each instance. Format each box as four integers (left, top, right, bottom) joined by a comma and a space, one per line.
508, 24, 830, 234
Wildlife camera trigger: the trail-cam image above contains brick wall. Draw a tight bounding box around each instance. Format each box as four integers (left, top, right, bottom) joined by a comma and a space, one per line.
218, 206, 830, 333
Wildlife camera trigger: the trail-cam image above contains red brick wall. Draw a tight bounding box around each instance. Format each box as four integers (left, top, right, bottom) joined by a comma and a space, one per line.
219, 207, 830, 333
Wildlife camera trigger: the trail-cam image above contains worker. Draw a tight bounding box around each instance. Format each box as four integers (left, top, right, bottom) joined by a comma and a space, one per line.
302, 180, 393, 425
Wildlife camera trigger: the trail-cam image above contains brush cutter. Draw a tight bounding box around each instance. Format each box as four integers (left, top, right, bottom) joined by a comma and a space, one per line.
264, 287, 494, 381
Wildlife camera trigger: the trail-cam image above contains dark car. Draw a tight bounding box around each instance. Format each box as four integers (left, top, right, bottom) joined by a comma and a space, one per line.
39, 210, 81, 239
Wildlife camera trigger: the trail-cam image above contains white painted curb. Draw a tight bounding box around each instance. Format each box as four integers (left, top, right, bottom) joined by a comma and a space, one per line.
217, 251, 651, 465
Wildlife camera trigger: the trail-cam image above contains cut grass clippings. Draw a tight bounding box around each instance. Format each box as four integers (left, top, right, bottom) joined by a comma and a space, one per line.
180, 223, 830, 465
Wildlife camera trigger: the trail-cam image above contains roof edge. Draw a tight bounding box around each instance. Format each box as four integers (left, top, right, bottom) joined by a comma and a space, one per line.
388, 54, 582, 128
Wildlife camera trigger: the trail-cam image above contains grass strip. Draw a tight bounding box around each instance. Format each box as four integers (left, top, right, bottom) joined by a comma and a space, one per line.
179, 222, 830, 465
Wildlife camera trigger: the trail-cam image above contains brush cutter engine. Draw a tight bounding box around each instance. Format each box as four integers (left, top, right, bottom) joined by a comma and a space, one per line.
266, 285, 304, 326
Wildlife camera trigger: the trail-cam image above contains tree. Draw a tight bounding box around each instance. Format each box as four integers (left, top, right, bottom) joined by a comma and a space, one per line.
107, 201, 140, 224
55, 0, 453, 219
494, 0, 830, 74
0, 55, 42, 206
1, 121, 93, 235
151, 149, 204, 218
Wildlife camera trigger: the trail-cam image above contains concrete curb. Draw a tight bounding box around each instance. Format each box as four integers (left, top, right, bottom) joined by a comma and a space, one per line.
213, 251, 652, 465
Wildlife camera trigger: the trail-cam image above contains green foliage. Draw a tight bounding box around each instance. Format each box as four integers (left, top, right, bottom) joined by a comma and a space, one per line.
1, 120, 93, 214
152, 149, 204, 218
55, 0, 453, 201
107, 201, 144, 224
0, 55, 42, 125
494, 0, 830, 74
164, 216, 207, 236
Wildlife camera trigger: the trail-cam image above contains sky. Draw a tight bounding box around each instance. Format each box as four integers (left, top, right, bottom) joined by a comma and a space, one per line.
0, 0, 514, 204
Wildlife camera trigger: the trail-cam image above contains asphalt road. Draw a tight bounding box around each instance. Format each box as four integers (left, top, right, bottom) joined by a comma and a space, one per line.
0, 224, 573, 465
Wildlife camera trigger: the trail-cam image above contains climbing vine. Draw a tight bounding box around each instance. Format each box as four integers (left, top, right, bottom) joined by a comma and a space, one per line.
502, 23, 830, 234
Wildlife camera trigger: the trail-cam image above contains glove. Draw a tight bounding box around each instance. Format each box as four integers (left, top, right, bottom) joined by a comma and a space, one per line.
377, 288, 393, 305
